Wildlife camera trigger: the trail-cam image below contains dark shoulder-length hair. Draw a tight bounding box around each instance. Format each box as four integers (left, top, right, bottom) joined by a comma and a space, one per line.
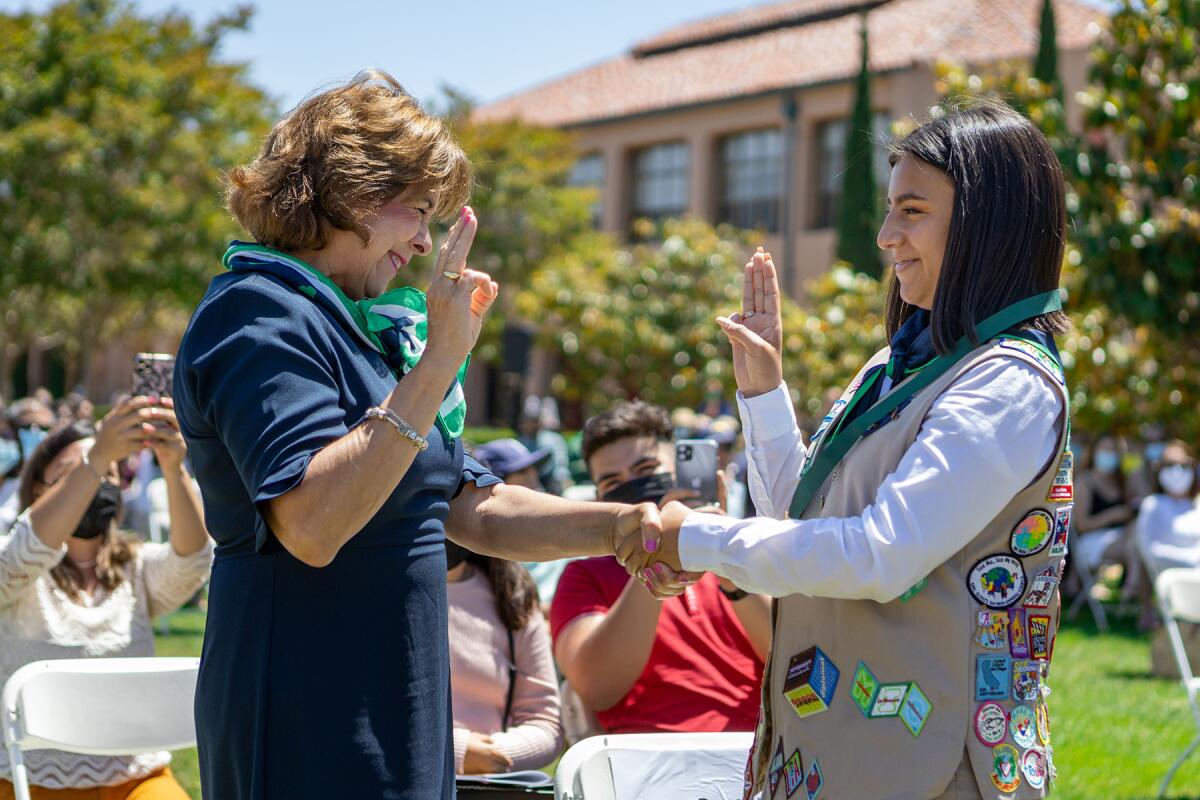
18, 422, 138, 599
886, 100, 1070, 352
466, 552, 540, 632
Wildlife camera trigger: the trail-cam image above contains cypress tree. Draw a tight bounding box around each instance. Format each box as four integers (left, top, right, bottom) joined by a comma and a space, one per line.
1033, 0, 1061, 98
835, 14, 881, 278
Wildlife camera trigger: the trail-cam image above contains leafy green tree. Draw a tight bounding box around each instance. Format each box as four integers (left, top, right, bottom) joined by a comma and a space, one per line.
515, 218, 814, 414
835, 15, 881, 277
0, 0, 272, 397
1033, 0, 1062, 97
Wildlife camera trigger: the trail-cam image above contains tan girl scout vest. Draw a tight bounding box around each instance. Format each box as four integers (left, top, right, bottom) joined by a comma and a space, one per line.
749, 337, 1070, 800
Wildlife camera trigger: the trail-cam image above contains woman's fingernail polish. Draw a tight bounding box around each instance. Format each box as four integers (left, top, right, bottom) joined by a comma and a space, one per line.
645, 540, 658, 552
654, 564, 665, 575
642, 569, 653, 582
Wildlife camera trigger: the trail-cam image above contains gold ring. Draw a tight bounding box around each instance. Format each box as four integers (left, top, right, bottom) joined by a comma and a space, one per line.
443, 271, 461, 281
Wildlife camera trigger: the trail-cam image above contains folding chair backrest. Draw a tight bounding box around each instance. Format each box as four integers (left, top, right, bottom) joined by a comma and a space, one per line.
2, 657, 199, 755
555, 732, 753, 800
1158, 569, 1200, 625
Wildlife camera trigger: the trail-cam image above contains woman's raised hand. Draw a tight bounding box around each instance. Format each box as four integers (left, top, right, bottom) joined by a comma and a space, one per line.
717, 248, 784, 398
90, 396, 163, 468
424, 206, 500, 368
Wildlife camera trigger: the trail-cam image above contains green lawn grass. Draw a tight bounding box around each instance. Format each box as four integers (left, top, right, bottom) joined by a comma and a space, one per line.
153, 606, 1200, 800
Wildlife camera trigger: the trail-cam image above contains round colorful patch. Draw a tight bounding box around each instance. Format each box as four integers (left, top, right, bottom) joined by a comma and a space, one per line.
1010, 509, 1054, 557
990, 743, 1022, 792
974, 701, 1008, 745
1036, 702, 1051, 745
1021, 746, 1048, 790
1009, 704, 1037, 748
967, 554, 1027, 609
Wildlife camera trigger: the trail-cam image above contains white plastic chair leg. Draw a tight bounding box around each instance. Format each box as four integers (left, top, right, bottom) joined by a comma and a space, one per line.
7, 743, 31, 800
1158, 734, 1200, 800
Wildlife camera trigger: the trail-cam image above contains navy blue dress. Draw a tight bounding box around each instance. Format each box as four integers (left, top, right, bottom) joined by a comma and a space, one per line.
174, 270, 499, 800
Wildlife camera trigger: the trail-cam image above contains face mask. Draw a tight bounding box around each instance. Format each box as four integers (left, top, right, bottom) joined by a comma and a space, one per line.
1145, 442, 1167, 464
1094, 451, 1121, 474
1160, 465, 1196, 497
18, 427, 46, 459
72, 480, 122, 540
0, 439, 19, 476
445, 540, 471, 571
601, 472, 674, 506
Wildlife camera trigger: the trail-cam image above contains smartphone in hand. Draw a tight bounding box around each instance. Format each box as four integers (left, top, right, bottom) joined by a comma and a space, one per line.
675, 439, 719, 506
132, 353, 175, 399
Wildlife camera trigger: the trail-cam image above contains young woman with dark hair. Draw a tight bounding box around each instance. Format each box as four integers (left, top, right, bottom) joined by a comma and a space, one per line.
0, 400, 211, 800
640, 102, 1074, 798
445, 543, 562, 775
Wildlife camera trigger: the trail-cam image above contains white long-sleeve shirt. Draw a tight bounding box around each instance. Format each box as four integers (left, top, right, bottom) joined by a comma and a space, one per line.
679, 357, 1065, 601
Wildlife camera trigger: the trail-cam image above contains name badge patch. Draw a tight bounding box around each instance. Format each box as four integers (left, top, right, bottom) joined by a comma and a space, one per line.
968, 555, 1027, 609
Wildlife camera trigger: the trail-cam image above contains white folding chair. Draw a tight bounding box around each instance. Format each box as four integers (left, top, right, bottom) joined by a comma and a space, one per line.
1, 657, 199, 800
1065, 525, 1112, 632
1155, 569, 1200, 799
554, 731, 753, 800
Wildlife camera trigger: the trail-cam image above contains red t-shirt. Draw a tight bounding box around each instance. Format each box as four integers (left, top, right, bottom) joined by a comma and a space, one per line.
550, 556, 764, 734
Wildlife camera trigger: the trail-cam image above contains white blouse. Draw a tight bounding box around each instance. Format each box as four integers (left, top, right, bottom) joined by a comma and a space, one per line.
0, 513, 213, 789
679, 357, 1065, 601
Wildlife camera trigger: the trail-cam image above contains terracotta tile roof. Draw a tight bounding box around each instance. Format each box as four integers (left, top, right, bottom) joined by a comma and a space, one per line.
474, 0, 1105, 128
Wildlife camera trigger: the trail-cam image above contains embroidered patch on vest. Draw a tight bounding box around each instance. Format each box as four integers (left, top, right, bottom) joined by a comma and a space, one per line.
1010, 704, 1037, 748
991, 743, 1022, 792
1029, 615, 1052, 660
967, 555, 1027, 609
1021, 746, 1049, 790
804, 759, 824, 799
1048, 451, 1074, 501
977, 609, 1010, 650
783, 646, 840, 719
899, 682, 932, 737
869, 683, 909, 717
999, 338, 1065, 384
1012, 660, 1040, 703
783, 749, 805, 798
1010, 509, 1054, 557
1036, 702, 1051, 745
1049, 505, 1072, 557
974, 701, 1008, 745
768, 737, 786, 798
850, 661, 880, 716
975, 654, 1012, 701
1009, 608, 1030, 658
1024, 564, 1061, 609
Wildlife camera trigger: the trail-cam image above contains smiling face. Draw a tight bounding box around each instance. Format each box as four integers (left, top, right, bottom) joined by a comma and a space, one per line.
307, 188, 437, 299
877, 153, 956, 310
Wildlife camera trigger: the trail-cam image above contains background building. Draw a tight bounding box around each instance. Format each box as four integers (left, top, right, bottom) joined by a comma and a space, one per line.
475, 0, 1105, 299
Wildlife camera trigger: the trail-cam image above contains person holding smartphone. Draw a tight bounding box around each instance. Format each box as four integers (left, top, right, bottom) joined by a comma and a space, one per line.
0, 400, 212, 800
550, 401, 771, 739
635, 103, 1073, 799
173, 70, 662, 800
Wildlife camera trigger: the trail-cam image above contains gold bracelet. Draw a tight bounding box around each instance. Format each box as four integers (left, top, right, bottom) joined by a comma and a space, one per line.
363, 407, 429, 451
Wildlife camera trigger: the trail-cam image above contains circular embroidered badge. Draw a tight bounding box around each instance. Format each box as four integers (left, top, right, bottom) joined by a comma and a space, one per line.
1010, 509, 1055, 557
974, 702, 1008, 745
1021, 746, 1048, 790
1009, 704, 1037, 748
967, 554, 1027, 609
1036, 702, 1051, 745
990, 743, 1022, 792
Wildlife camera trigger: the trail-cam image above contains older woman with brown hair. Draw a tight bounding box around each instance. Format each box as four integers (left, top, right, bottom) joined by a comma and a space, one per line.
173, 71, 659, 800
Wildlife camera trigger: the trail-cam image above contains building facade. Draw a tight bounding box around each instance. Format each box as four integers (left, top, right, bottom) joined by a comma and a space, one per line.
476, 0, 1104, 299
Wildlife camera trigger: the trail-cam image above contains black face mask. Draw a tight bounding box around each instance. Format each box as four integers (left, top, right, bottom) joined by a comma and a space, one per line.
72, 480, 122, 540
445, 540, 471, 571
601, 472, 674, 506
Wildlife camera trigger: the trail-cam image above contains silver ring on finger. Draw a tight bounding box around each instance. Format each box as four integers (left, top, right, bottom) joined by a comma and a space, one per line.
443, 271, 462, 281
743, 311, 755, 318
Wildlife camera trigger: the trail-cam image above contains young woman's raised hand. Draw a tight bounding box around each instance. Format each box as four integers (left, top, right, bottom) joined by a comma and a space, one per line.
424, 206, 500, 368
717, 248, 784, 398
90, 396, 162, 468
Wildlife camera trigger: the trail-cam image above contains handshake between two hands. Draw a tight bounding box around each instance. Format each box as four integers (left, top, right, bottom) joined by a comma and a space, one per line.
609, 498, 720, 600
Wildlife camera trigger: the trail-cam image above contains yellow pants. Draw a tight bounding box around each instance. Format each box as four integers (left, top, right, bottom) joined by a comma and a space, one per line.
0, 768, 189, 800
